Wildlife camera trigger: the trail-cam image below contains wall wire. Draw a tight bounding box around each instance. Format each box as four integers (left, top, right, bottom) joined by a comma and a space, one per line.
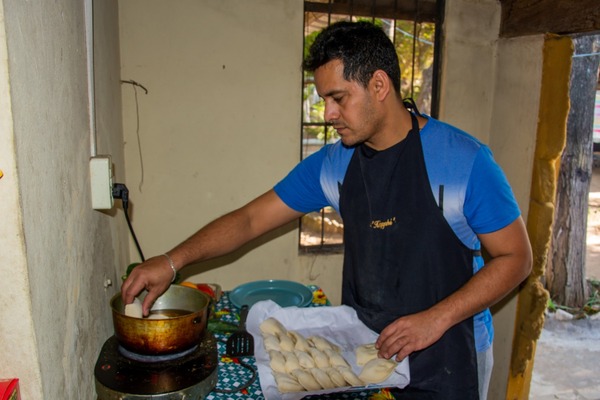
85, 0, 96, 157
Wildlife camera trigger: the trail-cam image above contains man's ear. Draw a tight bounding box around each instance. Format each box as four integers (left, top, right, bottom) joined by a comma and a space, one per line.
370, 69, 391, 101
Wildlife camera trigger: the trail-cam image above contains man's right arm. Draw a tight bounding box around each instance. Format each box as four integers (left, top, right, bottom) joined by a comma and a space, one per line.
121, 189, 304, 315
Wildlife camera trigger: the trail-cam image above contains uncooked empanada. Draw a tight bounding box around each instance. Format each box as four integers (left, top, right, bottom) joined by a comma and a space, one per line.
278, 331, 295, 352
294, 350, 316, 369
308, 347, 330, 368
358, 358, 397, 384
273, 372, 304, 393
282, 351, 302, 373
260, 317, 287, 336
262, 333, 281, 352
288, 330, 311, 352
308, 335, 341, 352
124, 298, 142, 318
269, 350, 287, 374
355, 343, 379, 366
336, 365, 364, 387
291, 368, 322, 391
324, 367, 347, 387
310, 368, 336, 389
324, 348, 350, 368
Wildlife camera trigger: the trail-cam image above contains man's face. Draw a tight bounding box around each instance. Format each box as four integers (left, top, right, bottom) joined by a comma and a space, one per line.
314, 59, 381, 148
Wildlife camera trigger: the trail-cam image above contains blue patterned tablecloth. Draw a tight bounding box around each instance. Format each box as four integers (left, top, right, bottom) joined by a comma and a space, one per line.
205, 286, 392, 400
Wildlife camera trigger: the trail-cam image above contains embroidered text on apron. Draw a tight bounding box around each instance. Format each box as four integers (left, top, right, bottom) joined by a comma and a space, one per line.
339, 113, 479, 399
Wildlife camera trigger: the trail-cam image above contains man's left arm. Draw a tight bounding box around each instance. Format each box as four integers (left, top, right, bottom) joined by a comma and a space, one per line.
376, 217, 532, 361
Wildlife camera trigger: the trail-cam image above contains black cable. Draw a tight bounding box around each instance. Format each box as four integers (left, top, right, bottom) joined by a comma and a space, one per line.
112, 183, 145, 262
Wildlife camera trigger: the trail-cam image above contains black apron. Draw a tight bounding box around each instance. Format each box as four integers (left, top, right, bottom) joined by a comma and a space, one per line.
339, 113, 479, 399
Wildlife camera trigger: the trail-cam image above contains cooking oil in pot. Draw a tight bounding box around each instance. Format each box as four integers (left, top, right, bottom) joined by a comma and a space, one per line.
147, 308, 192, 320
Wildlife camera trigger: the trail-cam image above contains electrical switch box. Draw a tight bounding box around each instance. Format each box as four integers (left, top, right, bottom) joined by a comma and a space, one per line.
90, 156, 114, 210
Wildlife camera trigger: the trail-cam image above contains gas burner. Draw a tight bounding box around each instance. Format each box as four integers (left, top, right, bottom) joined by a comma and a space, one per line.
95, 333, 218, 400
118, 344, 199, 363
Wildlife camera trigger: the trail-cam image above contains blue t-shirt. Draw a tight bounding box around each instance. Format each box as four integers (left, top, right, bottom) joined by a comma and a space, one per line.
274, 117, 521, 352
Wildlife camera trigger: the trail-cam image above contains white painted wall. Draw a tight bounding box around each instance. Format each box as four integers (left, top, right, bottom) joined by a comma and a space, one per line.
0, 1, 127, 398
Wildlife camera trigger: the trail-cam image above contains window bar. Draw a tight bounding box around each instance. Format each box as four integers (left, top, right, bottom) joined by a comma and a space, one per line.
410, 0, 419, 98
431, 0, 444, 118
392, 0, 398, 46
371, 0, 376, 22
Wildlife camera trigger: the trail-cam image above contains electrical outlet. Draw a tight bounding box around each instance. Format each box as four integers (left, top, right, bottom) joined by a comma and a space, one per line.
90, 156, 114, 210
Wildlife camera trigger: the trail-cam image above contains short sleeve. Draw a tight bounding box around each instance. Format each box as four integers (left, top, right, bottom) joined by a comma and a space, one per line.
464, 146, 521, 234
273, 148, 330, 213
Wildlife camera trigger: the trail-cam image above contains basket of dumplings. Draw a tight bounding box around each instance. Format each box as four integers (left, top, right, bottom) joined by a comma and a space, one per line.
246, 300, 410, 400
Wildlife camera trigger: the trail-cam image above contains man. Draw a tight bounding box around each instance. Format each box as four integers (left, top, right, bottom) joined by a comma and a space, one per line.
121, 21, 532, 399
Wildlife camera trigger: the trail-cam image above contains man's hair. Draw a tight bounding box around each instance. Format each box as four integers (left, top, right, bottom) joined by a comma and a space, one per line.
303, 21, 401, 94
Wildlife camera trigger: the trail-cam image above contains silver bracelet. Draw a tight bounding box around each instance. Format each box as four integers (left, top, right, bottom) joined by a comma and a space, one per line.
161, 253, 177, 283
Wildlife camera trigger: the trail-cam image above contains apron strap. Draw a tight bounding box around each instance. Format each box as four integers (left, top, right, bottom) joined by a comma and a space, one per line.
403, 97, 423, 117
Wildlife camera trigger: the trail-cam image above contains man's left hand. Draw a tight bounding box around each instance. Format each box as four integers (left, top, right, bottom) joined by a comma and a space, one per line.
375, 310, 446, 362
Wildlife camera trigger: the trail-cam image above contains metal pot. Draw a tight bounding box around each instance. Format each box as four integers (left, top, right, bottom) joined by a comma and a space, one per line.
110, 285, 211, 355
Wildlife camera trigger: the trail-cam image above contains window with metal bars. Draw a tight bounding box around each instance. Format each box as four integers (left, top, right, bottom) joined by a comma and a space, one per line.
300, 0, 442, 251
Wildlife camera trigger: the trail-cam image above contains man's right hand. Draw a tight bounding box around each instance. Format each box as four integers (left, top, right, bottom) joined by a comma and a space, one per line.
120, 254, 175, 316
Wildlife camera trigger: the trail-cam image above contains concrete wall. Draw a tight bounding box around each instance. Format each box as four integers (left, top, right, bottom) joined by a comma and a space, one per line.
0, 1, 127, 398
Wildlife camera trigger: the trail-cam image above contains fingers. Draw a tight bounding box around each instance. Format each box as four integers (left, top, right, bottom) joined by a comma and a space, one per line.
120, 255, 173, 316
120, 275, 138, 305
376, 313, 445, 362
391, 337, 418, 362
141, 291, 160, 317
120, 267, 147, 305
376, 327, 413, 361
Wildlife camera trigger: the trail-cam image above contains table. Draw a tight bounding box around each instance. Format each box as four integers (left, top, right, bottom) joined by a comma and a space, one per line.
205, 286, 395, 400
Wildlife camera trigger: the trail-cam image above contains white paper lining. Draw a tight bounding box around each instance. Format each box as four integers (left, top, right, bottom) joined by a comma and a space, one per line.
246, 300, 410, 400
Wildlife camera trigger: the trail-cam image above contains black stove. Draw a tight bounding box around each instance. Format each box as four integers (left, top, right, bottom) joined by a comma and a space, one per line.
94, 332, 218, 399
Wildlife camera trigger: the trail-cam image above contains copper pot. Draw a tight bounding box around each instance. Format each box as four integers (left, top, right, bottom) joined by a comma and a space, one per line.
110, 285, 211, 355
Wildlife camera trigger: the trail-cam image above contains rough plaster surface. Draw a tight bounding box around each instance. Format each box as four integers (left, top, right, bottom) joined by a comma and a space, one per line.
0, 2, 43, 397
0, 1, 127, 398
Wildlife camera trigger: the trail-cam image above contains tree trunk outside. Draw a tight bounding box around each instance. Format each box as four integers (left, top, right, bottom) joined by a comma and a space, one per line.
546, 35, 599, 308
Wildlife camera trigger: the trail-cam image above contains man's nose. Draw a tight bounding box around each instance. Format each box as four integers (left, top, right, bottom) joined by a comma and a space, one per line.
324, 102, 339, 123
